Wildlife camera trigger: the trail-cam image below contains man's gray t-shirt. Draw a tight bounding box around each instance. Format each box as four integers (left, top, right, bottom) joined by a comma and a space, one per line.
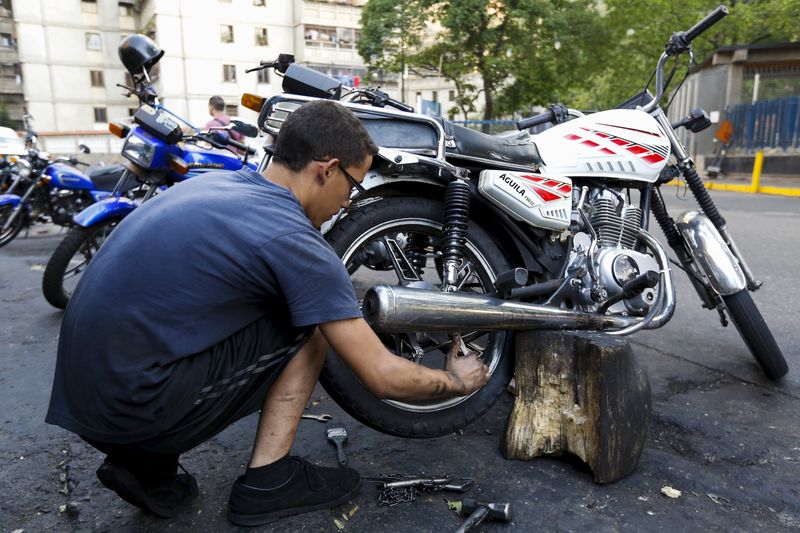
45, 168, 361, 442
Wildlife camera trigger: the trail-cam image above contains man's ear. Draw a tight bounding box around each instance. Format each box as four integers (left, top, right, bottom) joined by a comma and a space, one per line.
317, 158, 340, 185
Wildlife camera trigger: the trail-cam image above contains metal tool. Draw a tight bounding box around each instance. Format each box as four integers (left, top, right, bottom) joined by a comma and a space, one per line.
365, 474, 474, 507
455, 498, 514, 533
326, 424, 348, 466
301, 413, 332, 422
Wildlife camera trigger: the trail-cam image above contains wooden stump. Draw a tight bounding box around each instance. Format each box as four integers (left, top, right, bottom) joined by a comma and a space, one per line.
502, 331, 651, 484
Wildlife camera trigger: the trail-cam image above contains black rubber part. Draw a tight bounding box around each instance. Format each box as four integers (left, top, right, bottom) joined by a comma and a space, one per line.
722, 289, 788, 381
322, 197, 515, 438
681, 166, 726, 228
0, 204, 25, 248
42, 218, 120, 309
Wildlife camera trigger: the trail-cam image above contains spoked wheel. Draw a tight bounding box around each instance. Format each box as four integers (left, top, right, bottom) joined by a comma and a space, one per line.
42, 218, 120, 309
722, 289, 788, 380
323, 197, 515, 438
0, 204, 25, 248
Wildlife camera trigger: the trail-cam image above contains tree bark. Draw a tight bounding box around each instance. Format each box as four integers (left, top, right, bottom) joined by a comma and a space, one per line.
502, 331, 651, 484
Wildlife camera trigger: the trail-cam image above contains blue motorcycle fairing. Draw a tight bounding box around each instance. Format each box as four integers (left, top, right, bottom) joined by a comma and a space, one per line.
73, 195, 138, 227
0, 193, 21, 207
45, 163, 94, 190
90, 190, 112, 203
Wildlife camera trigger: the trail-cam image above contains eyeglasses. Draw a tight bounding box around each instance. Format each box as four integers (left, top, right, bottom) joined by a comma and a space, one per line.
315, 158, 366, 195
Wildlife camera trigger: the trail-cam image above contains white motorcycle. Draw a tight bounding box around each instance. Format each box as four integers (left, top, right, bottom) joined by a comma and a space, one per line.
251, 5, 786, 438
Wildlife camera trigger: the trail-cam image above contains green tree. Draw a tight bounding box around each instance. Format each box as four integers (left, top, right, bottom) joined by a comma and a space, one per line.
358, 0, 610, 122
588, 0, 800, 109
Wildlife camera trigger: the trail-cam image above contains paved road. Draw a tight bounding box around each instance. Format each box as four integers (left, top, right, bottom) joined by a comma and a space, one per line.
1, 190, 798, 532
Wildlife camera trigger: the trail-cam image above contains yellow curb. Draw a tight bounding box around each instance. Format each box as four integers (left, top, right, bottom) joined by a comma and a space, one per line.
667, 179, 800, 198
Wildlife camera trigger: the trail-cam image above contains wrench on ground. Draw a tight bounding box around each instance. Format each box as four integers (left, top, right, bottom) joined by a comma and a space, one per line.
301, 413, 332, 422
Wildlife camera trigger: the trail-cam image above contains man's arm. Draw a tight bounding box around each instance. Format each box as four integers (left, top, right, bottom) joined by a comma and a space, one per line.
318, 317, 490, 401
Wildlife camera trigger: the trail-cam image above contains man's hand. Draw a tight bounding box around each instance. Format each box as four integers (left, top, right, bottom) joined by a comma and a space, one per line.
445, 335, 491, 396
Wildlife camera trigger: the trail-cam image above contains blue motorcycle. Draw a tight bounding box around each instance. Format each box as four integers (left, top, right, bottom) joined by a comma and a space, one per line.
0, 116, 132, 248
41, 34, 258, 309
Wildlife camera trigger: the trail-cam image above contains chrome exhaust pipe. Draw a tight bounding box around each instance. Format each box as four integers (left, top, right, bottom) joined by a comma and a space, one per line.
362, 285, 635, 333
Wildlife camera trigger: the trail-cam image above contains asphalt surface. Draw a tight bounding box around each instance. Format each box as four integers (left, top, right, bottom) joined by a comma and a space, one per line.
1, 190, 798, 532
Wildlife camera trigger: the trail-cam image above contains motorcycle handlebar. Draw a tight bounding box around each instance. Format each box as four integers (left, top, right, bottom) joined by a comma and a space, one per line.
227, 137, 257, 156
685, 5, 729, 43
516, 112, 553, 130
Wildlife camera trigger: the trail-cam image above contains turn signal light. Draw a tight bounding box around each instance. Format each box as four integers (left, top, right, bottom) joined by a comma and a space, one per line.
168, 155, 189, 175
241, 93, 266, 112
109, 122, 130, 138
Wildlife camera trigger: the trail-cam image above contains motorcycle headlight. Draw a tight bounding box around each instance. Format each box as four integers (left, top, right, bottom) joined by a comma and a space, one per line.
15, 158, 31, 179
122, 134, 157, 168
265, 101, 302, 136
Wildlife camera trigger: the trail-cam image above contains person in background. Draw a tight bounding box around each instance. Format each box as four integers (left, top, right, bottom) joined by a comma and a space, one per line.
205, 95, 244, 144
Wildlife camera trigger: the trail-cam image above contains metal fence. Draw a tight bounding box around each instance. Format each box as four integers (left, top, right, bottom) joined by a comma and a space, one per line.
726, 96, 800, 153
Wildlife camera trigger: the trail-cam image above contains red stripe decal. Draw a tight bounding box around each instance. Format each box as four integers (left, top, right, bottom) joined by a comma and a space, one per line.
530, 185, 560, 202
557, 184, 572, 193
519, 174, 544, 183
594, 132, 610, 138
581, 139, 599, 148
643, 153, 665, 164
599, 147, 615, 154
611, 138, 628, 146
565, 134, 581, 141
543, 179, 560, 187
626, 145, 647, 155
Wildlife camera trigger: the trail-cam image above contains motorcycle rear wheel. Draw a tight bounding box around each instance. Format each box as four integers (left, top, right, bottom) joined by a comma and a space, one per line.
322, 197, 515, 438
722, 289, 788, 380
0, 204, 25, 248
42, 217, 120, 309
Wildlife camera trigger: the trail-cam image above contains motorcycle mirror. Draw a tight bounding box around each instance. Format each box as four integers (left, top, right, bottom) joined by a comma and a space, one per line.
276, 53, 295, 73
688, 108, 712, 133
230, 120, 259, 138
78, 143, 91, 154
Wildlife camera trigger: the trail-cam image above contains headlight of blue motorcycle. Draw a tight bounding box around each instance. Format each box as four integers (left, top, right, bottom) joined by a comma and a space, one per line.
122, 134, 156, 168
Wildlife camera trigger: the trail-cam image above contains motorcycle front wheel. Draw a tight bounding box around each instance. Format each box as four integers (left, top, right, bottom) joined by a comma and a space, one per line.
323, 197, 515, 438
42, 217, 120, 309
722, 289, 788, 380
0, 204, 25, 248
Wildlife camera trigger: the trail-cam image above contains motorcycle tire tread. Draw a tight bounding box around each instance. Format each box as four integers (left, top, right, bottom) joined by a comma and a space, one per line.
0, 204, 26, 248
321, 196, 516, 438
722, 289, 788, 381
42, 218, 120, 309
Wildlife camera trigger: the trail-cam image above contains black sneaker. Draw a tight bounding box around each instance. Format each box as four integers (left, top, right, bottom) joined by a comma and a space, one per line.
227, 456, 361, 526
96, 460, 199, 518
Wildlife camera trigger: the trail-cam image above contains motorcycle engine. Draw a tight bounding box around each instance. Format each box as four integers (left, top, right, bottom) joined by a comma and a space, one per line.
571, 189, 659, 316
50, 189, 88, 226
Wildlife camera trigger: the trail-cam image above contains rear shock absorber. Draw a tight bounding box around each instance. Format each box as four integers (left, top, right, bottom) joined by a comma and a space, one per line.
441, 179, 471, 290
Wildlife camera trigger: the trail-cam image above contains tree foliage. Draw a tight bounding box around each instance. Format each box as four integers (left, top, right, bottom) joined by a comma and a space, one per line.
358, 0, 800, 118
358, 0, 610, 120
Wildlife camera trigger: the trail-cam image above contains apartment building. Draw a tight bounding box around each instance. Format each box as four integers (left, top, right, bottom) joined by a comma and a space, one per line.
7, 0, 466, 134
0, 0, 24, 129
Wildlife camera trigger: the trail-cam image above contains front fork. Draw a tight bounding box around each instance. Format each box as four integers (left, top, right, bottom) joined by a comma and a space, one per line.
653, 112, 761, 292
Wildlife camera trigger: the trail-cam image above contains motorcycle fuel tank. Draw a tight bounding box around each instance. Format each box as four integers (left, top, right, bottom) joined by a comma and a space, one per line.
478, 170, 572, 231
45, 163, 94, 190
533, 109, 670, 183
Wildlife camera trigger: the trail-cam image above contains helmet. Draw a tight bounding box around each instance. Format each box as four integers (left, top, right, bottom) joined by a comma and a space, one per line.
118, 34, 164, 75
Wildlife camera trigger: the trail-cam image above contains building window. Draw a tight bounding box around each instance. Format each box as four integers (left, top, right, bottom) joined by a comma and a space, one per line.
432, 91, 438, 102
0, 33, 13, 48
225, 104, 238, 117
255, 27, 268, 46
304, 25, 337, 48
86, 32, 102, 50
220, 25, 234, 44
90, 70, 105, 87
94, 107, 108, 123
257, 68, 269, 84
81, 0, 98, 13
119, 2, 134, 16
222, 64, 236, 82
253, 0, 266, 6
416, 91, 422, 99
449, 90, 455, 100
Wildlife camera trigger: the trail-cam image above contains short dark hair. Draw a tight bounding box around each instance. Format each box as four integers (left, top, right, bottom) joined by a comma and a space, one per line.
208, 95, 225, 111
273, 100, 378, 172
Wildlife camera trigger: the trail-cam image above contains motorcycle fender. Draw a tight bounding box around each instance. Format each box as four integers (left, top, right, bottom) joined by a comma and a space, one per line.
90, 190, 112, 203
676, 210, 746, 295
0, 193, 21, 207
73, 196, 137, 227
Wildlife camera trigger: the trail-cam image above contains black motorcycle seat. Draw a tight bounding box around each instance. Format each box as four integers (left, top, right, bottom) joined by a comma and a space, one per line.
444, 121, 542, 168
87, 164, 138, 192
